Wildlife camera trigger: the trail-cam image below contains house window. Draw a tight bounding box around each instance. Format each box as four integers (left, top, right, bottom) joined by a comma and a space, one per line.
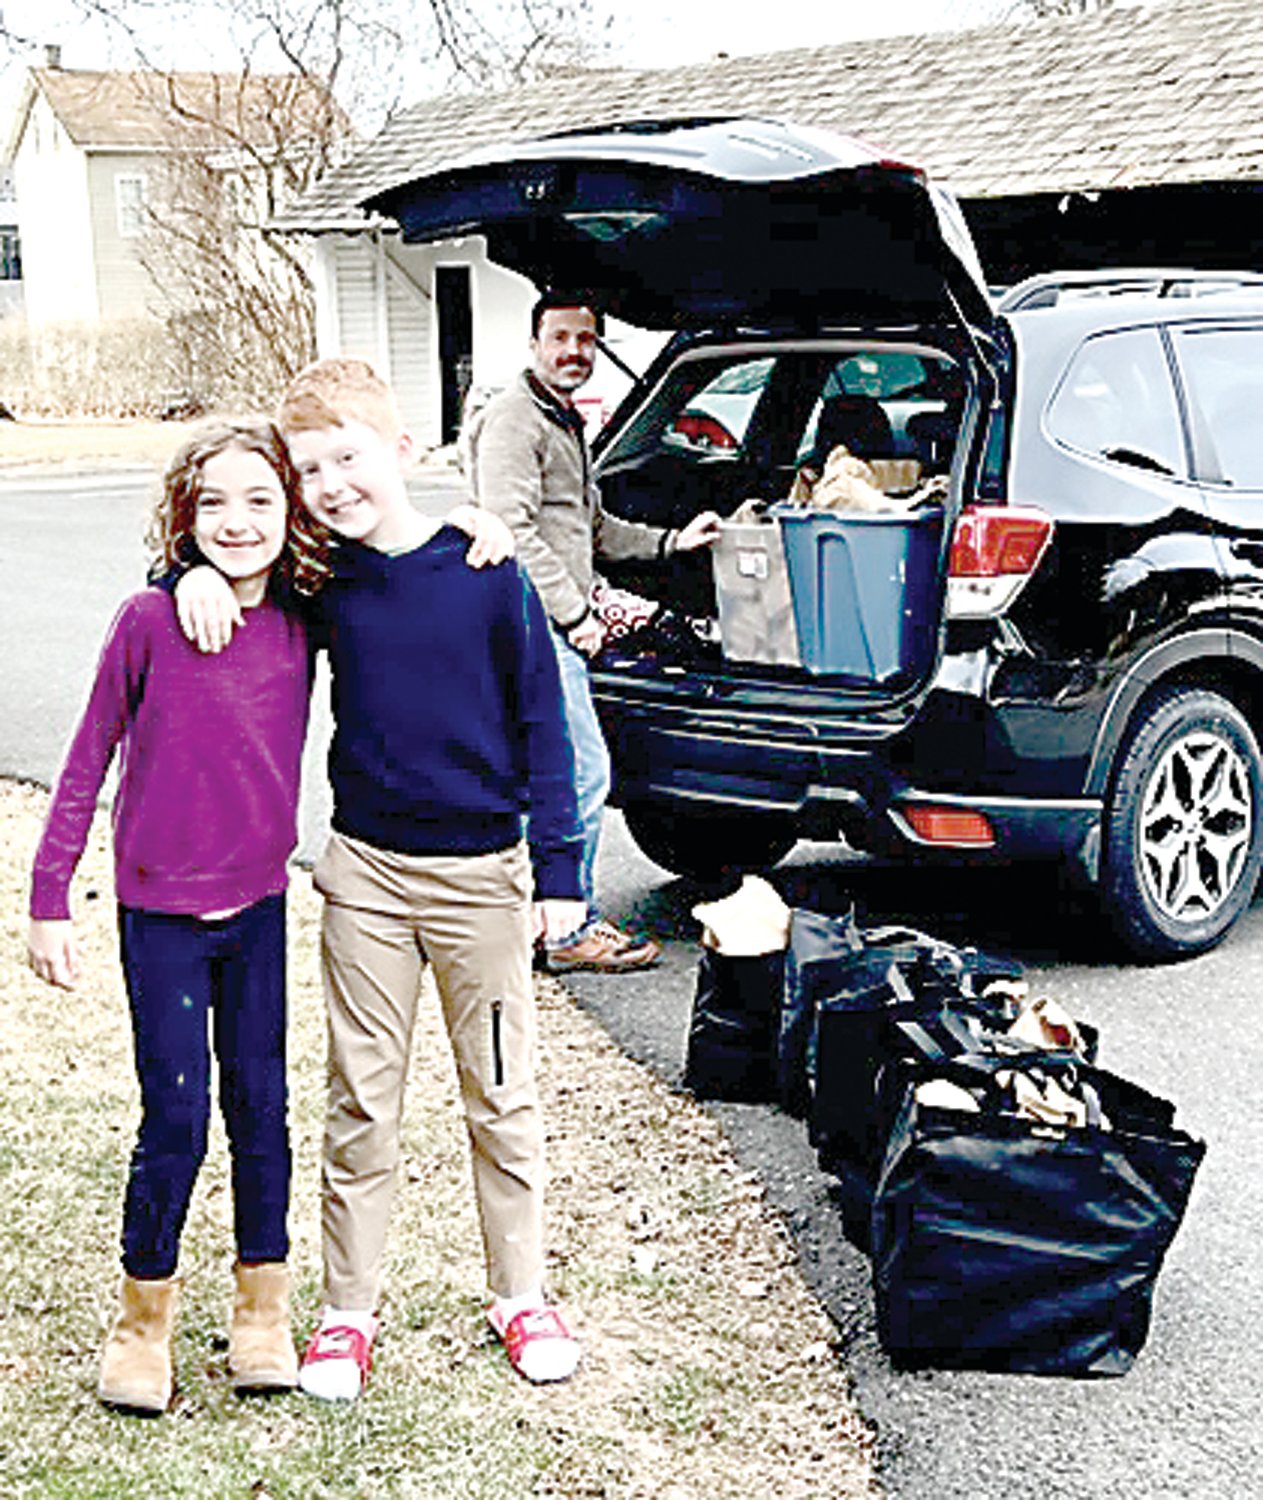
0, 230, 20, 281
115, 173, 149, 238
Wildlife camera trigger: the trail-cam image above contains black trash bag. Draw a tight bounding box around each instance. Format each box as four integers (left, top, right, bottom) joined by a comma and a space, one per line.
811, 964, 1102, 1181
776, 907, 1023, 1121
870, 1046, 1205, 1377
684, 948, 786, 1103
812, 966, 1017, 1179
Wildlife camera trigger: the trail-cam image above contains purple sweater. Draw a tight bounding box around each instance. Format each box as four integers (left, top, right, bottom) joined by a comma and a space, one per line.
30, 589, 310, 921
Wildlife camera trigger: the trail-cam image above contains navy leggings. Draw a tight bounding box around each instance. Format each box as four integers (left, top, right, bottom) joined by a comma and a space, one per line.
117, 895, 290, 1279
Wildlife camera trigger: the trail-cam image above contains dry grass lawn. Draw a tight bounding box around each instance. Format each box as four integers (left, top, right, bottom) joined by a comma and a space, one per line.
0, 420, 462, 474
0, 419, 196, 470
0, 780, 878, 1499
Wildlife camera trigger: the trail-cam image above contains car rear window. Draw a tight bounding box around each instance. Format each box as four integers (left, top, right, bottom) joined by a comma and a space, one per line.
600, 345, 964, 482
1047, 328, 1186, 477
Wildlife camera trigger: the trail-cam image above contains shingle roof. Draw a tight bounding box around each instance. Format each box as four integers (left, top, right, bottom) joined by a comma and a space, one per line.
13, 67, 344, 155
281, 0, 1263, 232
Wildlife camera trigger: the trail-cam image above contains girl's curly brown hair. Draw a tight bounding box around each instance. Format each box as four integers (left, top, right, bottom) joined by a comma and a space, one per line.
147, 419, 331, 596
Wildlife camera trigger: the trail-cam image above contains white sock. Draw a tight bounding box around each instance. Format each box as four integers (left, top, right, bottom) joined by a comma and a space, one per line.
491, 1288, 545, 1326
298, 1306, 376, 1402
320, 1306, 376, 1338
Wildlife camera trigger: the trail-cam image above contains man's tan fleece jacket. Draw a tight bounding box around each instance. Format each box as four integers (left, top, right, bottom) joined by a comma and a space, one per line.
465, 371, 677, 632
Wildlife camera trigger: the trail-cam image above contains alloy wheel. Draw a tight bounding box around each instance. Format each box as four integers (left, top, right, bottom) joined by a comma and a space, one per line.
1137, 728, 1253, 922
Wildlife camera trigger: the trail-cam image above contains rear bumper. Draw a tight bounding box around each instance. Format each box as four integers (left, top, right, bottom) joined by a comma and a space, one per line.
601, 704, 891, 825
599, 698, 1102, 877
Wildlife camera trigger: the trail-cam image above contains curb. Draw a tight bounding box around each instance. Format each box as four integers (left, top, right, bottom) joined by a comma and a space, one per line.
0, 463, 160, 488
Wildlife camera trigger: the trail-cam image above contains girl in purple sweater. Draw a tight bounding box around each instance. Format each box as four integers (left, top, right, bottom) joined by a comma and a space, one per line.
27, 420, 325, 1414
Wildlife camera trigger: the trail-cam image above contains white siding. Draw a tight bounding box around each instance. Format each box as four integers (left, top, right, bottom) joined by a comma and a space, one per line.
12, 93, 96, 326
318, 233, 434, 444
329, 235, 384, 364
310, 236, 340, 354
384, 245, 434, 444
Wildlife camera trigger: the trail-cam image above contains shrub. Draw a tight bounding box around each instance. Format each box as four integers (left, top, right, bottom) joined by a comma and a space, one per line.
0, 314, 295, 419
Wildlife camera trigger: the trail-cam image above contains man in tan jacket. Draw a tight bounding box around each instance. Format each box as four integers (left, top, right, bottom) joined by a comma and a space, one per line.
466, 291, 721, 972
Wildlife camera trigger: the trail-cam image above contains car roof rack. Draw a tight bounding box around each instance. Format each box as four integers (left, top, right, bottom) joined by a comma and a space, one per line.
995, 268, 1263, 313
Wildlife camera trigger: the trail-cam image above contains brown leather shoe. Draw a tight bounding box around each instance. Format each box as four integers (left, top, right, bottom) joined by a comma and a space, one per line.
547, 920, 662, 974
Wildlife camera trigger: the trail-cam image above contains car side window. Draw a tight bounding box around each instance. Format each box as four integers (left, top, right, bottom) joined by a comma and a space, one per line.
1047, 329, 1185, 477
1173, 327, 1263, 489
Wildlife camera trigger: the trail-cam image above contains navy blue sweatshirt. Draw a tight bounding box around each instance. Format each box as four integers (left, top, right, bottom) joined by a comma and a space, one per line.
311, 525, 582, 899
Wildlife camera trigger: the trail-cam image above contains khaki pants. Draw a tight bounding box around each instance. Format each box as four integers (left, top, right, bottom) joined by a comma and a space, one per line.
312, 831, 544, 1309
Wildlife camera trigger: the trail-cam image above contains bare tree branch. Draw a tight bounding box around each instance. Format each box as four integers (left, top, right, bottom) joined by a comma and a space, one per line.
4, 0, 609, 410
1003, 0, 1114, 16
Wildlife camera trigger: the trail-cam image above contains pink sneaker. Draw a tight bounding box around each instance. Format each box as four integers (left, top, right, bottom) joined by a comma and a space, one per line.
488, 1303, 581, 1384
298, 1321, 374, 1401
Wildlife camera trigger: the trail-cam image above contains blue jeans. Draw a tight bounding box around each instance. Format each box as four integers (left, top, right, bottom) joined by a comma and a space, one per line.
117, 895, 290, 1279
550, 630, 611, 932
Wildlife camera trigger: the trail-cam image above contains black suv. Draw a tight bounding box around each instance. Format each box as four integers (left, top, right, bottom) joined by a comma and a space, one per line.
371, 119, 1263, 961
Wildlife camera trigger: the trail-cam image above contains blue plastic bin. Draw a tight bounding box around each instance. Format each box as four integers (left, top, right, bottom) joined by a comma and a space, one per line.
771, 504, 945, 681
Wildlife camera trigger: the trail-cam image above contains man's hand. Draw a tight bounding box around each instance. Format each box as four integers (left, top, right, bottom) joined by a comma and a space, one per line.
28, 918, 80, 990
533, 898, 587, 947
175, 566, 243, 653
567, 614, 605, 657
447, 503, 515, 568
673, 511, 723, 552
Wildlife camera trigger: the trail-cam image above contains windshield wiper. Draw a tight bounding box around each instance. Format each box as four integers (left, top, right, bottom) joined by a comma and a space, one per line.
1101, 446, 1175, 475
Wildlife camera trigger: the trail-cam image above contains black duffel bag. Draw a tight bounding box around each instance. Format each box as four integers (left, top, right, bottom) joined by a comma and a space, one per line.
683, 948, 786, 1103
870, 1043, 1205, 1377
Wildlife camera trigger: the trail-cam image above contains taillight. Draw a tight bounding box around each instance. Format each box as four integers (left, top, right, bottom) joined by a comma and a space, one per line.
946, 504, 1054, 619
672, 412, 737, 450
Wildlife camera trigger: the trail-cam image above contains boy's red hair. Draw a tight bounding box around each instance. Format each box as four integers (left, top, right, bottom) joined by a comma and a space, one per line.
278, 358, 404, 443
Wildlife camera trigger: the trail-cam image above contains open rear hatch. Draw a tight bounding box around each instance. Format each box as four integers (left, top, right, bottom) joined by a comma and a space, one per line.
365, 116, 994, 336
367, 118, 996, 703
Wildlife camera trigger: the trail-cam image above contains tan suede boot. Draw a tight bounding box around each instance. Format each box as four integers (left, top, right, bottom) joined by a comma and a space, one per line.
228, 1261, 299, 1391
97, 1274, 179, 1413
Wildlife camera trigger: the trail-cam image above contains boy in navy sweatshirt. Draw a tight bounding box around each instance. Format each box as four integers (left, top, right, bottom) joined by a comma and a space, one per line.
179, 359, 586, 1394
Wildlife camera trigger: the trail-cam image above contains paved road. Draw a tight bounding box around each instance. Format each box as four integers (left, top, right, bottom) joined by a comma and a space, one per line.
3, 471, 1259, 1499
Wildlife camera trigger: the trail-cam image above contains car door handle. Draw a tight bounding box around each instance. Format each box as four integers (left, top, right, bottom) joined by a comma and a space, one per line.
1228, 539, 1263, 565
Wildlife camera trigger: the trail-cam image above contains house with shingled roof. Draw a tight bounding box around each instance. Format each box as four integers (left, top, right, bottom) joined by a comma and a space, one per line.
279, 0, 1263, 450
4, 50, 344, 330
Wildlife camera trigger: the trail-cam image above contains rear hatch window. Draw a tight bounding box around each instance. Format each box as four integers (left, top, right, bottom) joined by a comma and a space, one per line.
594, 340, 966, 692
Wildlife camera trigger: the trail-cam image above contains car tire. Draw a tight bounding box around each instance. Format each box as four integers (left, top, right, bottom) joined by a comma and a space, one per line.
1100, 686, 1263, 960
621, 803, 797, 880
